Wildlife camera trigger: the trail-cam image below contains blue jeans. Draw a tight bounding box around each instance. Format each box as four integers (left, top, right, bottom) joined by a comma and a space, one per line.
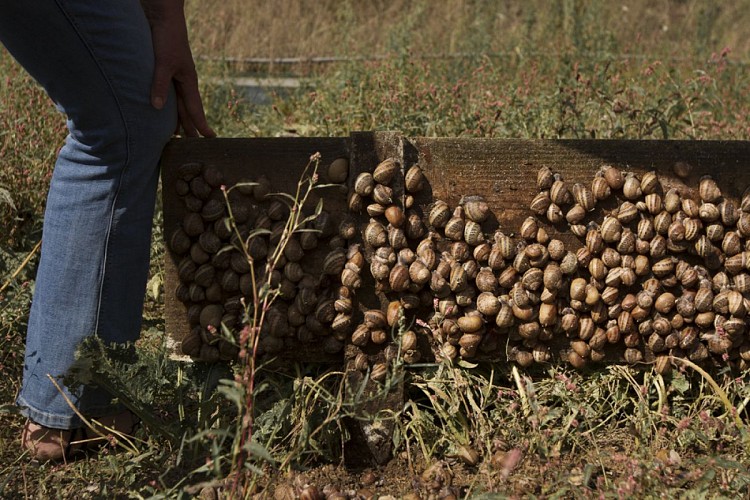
0, 0, 177, 429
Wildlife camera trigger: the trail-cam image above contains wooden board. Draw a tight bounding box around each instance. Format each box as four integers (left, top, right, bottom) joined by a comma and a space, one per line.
409, 138, 750, 247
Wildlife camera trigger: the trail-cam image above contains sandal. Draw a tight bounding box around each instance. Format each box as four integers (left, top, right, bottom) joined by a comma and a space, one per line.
21, 410, 140, 462
21, 421, 87, 462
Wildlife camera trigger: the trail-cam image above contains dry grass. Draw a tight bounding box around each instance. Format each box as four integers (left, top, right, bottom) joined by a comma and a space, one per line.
186, 0, 750, 63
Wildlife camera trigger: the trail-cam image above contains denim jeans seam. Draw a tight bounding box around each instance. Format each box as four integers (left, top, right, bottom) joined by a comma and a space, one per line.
54, 0, 135, 338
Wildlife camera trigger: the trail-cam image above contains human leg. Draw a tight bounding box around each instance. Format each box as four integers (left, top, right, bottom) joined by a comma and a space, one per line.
0, 0, 177, 430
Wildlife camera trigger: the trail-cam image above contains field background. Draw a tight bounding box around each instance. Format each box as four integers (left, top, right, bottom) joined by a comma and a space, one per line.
2, 0, 750, 497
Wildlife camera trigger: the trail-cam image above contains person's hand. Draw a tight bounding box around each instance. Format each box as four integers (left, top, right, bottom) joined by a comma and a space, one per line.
144, 0, 215, 138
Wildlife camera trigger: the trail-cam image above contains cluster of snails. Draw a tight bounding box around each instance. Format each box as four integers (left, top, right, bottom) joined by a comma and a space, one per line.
341, 158, 430, 376
171, 154, 750, 376
170, 161, 353, 361
340, 156, 750, 375
515, 164, 750, 372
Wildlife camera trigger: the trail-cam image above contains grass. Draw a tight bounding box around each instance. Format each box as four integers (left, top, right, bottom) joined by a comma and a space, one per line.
2, 0, 750, 497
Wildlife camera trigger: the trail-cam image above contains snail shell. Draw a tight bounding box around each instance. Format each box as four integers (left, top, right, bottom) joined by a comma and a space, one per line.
405, 165, 425, 193
401, 330, 418, 352
600, 217, 622, 244
372, 183, 394, 206
347, 191, 364, 213
327, 157, 349, 183
550, 179, 571, 206
409, 260, 432, 286
429, 200, 451, 228
476, 291, 500, 316
388, 225, 408, 250
178, 161, 203, 181
373, 158, 401, 184
699, 176, 721, 203
565, 204, 585, 225
546, 203, 564, 224
601, 165, 625, 190
464, 199, 490, 223
519, 217, 538, 241
364, 219, 388, 247
384, 205, 405, 228
614, 202, 637, 225
560, 252, 578, 275
389, 263, 410, 292
624, 348, 643, 365
699, 202, 720, 223
354, 352, 369, 371
622, 174, 642, 200
315, 299, 336, 324
537, 166, 555, 190
530, 191, 551, 216
464, 220, 484, 246
572, 183, 595, 212
354, 172, 375, 197
323, 248, 347, 275
591, 175, 611, 200
475, 267, 497, 293
640, 170, 660, 195
568, 350, 587, 369
370, 362, 388, 383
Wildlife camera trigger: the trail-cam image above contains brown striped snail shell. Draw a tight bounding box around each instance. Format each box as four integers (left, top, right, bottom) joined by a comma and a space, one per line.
550, 179, 571, 205
591, 175, 611, 200
322, 248, 347, 275
464, 220, 484, 246
540, 202, 561, 224
572, 183, 596, 212
624, 348, 643, 365
364, 219, 388, 247
429, 200, 451, 228
405, 165, 425, 193
444, 208, 465, 241
347, 191, 364, 213
354, 172, 375, 197
389, 263, 410, 292
464, 198, 490, 223
622, 174, 642, 200
699, 176, 721, 203
600, 217, 622, 244
475, 267, 497, 293
644, 193, 663, 215
372, 157, 400, 184
537, 166, 555, 190
530, 191, 551, 215
737, 213, 750, 237
370, 362, 388, 383
640, 170, 660, 195
519, 217, 538, 241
